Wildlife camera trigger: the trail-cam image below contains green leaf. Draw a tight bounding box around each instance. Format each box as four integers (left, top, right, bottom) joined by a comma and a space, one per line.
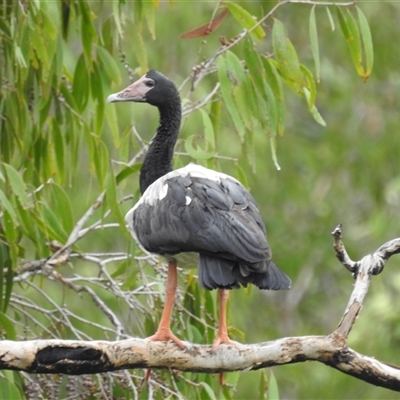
226, 50, 254, 131
303, 88, 326, 126
262, 56, 283, 102
29, 23, 49, 75
91, 62, 105, 103
0, 18, 11, 38
14, 45, 27, 68
235, 163, 249, 189
262, 57, 286, 135
309, 6, 320, 82
262, 80, 278, 134
225, 2, 265, 41
217, 56, 245, 139
143, 0, 156, 40
91, 63, 105, 136
60, 82, 78, 110
72, 54, 90, 112
337, 7, 363, 76
105, 173, 130, 236
0, 189, 18, 224
209, 100, 221, 141
106, 94, 121, 147
243, 37, 265, 91
326, 7, 335, 31
244, 130, 256, 173
37, 202, 68, 242
272, 18, 305, 88
96, 46, 121, 86
0, 311, 16, 339
120, 265, 138, 291
300, 64, 317, 110
187, 321, 203, 344
2, 163, 31, 209
52, 119, 66, 181
14, 200, 44, 254
357, 6, 374, 80
0, 371, 21, 399
112, 1, 123, 36
93, 138, 110, 189
200, 109, 215, 149
225, 50, 246, 83
267, 370, 280, 400
1, 209, 19, 277
184, 135, 214, 161
80, 1, 95, 63
116, 163, 141, 185
131, 29, 148, 74
203, 289, 215, 343
111, 258, 129, 279
0, 242, 16, 314
233, 84, 253, 131
49, 183, 74, 235
200, 382, 218, 400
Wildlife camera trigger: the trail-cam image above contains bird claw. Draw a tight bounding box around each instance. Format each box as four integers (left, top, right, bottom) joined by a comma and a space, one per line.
212, 335, 240, 351
146, 329, 186, 350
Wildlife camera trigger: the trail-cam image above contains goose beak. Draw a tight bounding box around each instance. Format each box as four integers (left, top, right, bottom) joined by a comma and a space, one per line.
106, 92, 125, 103
107, 75, 149, 103
106, 88, 145, 103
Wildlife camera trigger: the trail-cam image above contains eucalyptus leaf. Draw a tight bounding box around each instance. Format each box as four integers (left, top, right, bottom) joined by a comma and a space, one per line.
72, 54, 90, 112
199, 109, 216, 149
225, 2, 265, 41
2, 164, 31, 209
97, 46, 121, 85
0, 189, 18, 224
357, 6, 374, 79
200, 382, 218, 400
309, 6, 320, 82
184, 135, 214, 161
272, 18, 305, 87
337, 7, 363, 76
217, 55, 245, 139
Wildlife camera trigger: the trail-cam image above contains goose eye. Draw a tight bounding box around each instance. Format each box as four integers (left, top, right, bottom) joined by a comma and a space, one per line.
145, 80, 155, 88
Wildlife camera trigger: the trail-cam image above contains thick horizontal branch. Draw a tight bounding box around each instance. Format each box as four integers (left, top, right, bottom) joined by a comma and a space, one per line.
0, 334, 399, 391
4, 227, 400, 393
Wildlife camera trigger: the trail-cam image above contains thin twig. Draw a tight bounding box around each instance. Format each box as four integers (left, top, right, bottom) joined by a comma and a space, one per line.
331, 224, 359, 274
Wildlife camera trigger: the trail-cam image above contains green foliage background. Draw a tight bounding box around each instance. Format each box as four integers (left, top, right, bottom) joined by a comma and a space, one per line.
0, 0, 399, 398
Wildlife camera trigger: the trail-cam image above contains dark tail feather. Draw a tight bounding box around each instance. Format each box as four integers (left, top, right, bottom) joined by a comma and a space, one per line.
248, 261, 291, 290
198, 255, 240, 290
198, 255, 291, 291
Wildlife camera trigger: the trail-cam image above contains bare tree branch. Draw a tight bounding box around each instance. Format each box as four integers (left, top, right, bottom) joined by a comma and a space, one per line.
2, 227, 400, 392
332, 225, 400, 339
0, 333, 399, 391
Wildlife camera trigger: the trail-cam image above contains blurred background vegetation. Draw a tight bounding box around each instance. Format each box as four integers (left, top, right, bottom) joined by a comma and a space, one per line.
0, 0, 399, 398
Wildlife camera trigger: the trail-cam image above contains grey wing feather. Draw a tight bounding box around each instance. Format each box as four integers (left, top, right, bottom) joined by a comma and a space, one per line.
129, 173, 291, 290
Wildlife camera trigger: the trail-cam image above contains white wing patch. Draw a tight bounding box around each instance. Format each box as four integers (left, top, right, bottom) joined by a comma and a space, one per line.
125, 163, 240, 227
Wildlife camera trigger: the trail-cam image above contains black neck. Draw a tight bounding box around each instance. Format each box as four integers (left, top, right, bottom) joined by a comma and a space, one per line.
139, 101, 182, 193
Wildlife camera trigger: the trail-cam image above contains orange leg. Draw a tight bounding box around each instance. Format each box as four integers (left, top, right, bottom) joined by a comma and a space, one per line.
212, 289, 239, 385
212, 289, 238, 350
144, 261, 185, 382
146, 261, 185, 349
